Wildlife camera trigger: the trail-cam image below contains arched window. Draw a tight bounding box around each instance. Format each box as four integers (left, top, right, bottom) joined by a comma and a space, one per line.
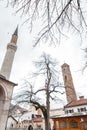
70, 120, 78, 128
60, 121, 67, 128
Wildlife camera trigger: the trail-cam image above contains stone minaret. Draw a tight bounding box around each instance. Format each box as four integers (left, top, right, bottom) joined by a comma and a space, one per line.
61, 63, 77, 103
0, 27, 18, 130
0, 27, 18, 79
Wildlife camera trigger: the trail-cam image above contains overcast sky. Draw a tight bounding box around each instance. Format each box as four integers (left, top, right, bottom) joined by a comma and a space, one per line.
0, 1, 87, 108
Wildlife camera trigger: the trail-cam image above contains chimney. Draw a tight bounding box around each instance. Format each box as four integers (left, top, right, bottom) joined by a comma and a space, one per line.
79, 96, 84, 100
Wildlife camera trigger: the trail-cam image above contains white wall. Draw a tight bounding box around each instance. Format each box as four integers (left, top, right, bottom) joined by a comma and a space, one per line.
7, 117, 17, 128
65, 104, 87, 114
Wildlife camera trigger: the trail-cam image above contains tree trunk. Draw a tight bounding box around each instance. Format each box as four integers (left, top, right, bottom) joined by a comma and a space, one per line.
46, 85, 50, 130
45, 117, 48, 130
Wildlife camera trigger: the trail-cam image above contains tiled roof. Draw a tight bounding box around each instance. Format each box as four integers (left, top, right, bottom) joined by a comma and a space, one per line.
65, 98, 87, 108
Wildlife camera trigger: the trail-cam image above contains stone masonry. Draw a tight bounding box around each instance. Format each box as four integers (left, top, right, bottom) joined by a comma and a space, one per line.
61, 63, 77, 103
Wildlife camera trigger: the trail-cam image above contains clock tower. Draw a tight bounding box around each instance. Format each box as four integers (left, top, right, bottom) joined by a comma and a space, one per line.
61, 63, 77, 103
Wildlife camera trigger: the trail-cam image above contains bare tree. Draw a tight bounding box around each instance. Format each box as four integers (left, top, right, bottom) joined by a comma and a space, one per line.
5, 0, 87, 69
14, 53, 64, 130
83, 48, 87, 71
85, 48, 87, 68
5, 0, 87, 46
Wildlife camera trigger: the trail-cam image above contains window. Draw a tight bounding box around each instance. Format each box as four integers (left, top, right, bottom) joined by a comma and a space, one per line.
69, 109, 74, 113
70, 120, 78, 128
81, 108, 84, 112
78, 107, 86, 112
65, 110, 68, 114
78, 108, 80, 112
65, 109, 74, 114
82, 107, 86, 111
32, 114, 42, 119
60, 121, 67, 128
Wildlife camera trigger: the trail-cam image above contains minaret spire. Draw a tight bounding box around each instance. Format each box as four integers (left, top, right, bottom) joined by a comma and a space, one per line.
11, 26, 18, 44
0, 27, 18, 79
13, 26, 18, 36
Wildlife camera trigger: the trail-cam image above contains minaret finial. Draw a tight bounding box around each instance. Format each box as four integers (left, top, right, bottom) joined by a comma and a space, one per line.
11, 26, 18, 44
13, 26, 18, 36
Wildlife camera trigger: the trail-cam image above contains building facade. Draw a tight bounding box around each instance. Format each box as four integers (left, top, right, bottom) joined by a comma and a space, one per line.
7, 116, 18, 128
52, 63, 87, 130
53, 115, 87, 130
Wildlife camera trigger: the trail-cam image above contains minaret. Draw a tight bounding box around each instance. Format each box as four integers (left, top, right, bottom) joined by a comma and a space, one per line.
0, 27, 18, 79
61, 63, 77, 103
0, 27, 18, 130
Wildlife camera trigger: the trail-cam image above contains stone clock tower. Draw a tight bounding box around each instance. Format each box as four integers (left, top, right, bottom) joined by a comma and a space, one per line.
61, 63, 77, 103
0, 27, 18, 130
